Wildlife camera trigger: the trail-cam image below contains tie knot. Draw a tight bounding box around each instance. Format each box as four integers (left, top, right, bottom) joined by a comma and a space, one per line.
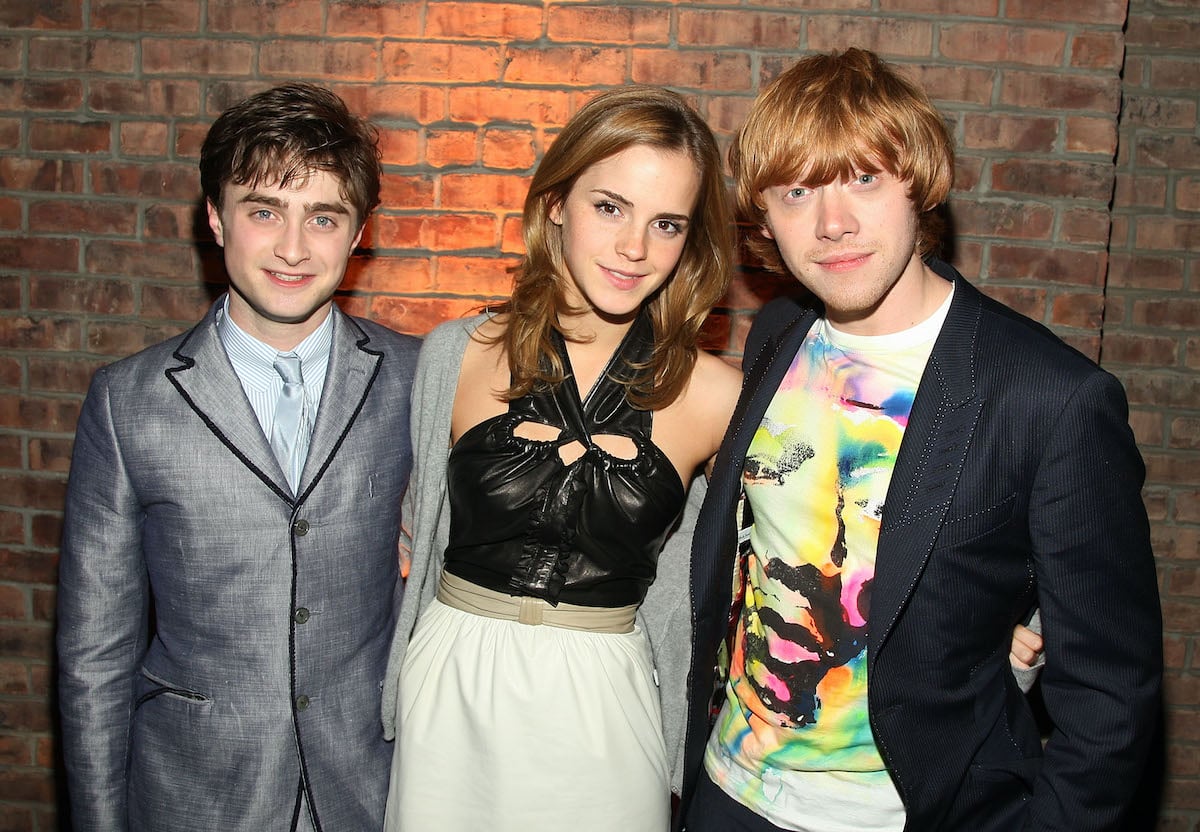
274, 353, 303, 385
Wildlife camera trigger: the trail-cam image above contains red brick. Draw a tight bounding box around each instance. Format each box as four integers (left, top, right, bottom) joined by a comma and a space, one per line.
991, 159, 1114, 202
0, 0, 80, 28
0, 318, 81, 352
374, 213, 500, 252
1011, 0, 1125, 23
1108, 171, 1166, 208
86, 321, 186, 357
677, 11, 802, 48
807, 17, 934, 57
1151, 57, 1200, 91
482, 129, 537, 171
116, 121, 169, 157
1135, 134, 1200, 171
140, 284, 218, 323
208, 0, 323, 34
1126, 16, 1200, 51
631, 50, 753, 92
500, 215, 525, 254
1154, 526, 1200, 562
1001, 71, 1121, 113
29, 199, 137, 236
142, 38, 254, 75
145, 204, 202, 241
435, 256, 520, 296
1171, 417, 1200, 451
1178, 491, 1200, 525
1135, 216, 1200, 251
940, 23, 1066, 66
32, 588, 55, 623
384, 43, 503, 83
1124, 95, 1199, 129
260, 41, 379, 82
29, 120, 109, 154
0, 511, 21, 546
1070, 31, 1125, 71
0, 355, 18, 390
1065, 116, 1118, 155
0, 39, 17, 72
0, 767, 55, 802
0, 585, 26, 620
0, 623, 53, 661
2, 78, 84, 112
327, 0, 421, 37
441, 173, 531, 213
88, 79, 201, 116
0, 196, 18, 230
426, 129, 478, 168
1176, 176, 1200, 212
0, 661, 30, 696
84, 241, 197, 280
0, 158, 83, 194
91, 0, 200, 31
962, 114, 1058, 152
906, 64, 997, 106
342, 258, 433, 295
30, 276, 135, 316
0, 435, 19, 469
426, 3, 544, 40
548, 6, 670, 44
378, 128, 420, 167
989, 244, 1107, 287
0, 735, 32, 767
1101, 333, 1181, 367
174, 121, 210, 159
330, 83, 447, 124
0, 396, 80, 434
28, 36, 136, 73
30, 514, 61, 550
1050, 291, 1105, 329
977, 284, 1048, 321
503, 46, 626, 86
880, 0, 996, 11
0, 549, 58, 585
947, 199, 1054, 241
90, 162, 199, 200
704, 94, 754, 137
381, 174, 437, 211
448, 87, 572, 126
1061, 207, 1113, 246
370, 295, 486, 337
28, 438, 74, 475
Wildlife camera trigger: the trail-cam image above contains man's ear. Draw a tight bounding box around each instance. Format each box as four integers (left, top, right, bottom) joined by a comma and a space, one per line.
206, 200, 225, 248
759, 223, 774, 240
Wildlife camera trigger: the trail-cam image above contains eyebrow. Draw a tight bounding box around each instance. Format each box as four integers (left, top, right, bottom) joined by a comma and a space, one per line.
591, 188, 691, 223
236, 192, 352, 215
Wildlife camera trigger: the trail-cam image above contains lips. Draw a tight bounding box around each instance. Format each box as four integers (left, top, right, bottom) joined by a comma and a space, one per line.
599, 265, 647, 290
816, 252, 871, 272
267, 270, 313, 284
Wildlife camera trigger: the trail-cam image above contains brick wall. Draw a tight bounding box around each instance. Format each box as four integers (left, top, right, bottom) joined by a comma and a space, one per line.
0, 1, 1194, 829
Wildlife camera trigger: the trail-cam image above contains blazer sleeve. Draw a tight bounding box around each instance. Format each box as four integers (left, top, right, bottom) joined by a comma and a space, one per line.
1025, 369, 1162, 830
57, 367, 148, 832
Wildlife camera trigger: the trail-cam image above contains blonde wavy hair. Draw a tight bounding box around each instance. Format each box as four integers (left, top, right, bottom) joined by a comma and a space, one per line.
730, 48, 954, 272
493, 85, 734, 411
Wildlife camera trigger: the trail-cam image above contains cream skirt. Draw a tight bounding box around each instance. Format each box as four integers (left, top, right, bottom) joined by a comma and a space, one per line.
383, 596, 670, 831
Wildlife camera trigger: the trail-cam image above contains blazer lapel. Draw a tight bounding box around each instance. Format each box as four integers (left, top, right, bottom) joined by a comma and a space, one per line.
869, 276, 986, 662
166, 301, 292, 500
297, 307, 382, 502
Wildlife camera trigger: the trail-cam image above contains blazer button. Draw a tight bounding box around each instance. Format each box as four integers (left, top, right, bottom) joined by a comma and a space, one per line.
295, 695, 310, 711
293, 519, 310, 536
294, 607, 310, 624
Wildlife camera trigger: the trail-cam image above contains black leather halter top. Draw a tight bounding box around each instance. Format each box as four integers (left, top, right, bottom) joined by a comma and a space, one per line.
443, 311, 687, 608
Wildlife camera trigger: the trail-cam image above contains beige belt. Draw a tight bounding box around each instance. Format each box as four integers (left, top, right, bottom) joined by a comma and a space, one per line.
437, 570, 636, 634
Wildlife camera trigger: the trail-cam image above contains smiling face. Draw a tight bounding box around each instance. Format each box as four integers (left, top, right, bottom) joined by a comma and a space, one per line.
207, 168, 363, 351
549, 144, 701, 330
760, 166, 947, 336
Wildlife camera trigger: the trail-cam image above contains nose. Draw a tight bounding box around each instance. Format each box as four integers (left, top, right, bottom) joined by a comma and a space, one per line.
274, 221, 310, 265
616, 225, 648, 261
815, 185, 857, 241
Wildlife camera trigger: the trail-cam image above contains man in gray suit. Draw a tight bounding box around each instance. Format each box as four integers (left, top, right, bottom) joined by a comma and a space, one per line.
57, 83, 419, 831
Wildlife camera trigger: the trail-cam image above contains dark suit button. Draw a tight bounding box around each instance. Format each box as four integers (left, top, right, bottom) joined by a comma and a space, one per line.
294, 607, 310, 624
295, 695, 310, 711
294, 519, 310, 536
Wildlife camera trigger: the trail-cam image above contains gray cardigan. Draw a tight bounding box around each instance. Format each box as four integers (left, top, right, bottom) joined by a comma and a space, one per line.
381, 314, 707, 792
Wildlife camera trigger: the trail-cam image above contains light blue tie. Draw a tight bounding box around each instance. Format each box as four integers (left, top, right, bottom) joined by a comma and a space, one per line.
271, 353, 309, 492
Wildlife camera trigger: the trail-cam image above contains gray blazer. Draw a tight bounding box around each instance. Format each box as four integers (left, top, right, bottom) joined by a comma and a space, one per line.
57, 298, 420, 832
380, 314, 705, 792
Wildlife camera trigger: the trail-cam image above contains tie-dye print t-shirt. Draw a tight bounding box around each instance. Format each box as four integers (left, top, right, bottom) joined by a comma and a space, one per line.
705, 297, 950, 831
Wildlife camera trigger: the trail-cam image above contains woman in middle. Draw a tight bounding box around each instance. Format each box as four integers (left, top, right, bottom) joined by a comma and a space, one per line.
380, 85, 742, 831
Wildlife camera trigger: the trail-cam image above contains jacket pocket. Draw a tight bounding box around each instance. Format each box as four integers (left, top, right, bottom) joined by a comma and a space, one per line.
135, 668, 211, 710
